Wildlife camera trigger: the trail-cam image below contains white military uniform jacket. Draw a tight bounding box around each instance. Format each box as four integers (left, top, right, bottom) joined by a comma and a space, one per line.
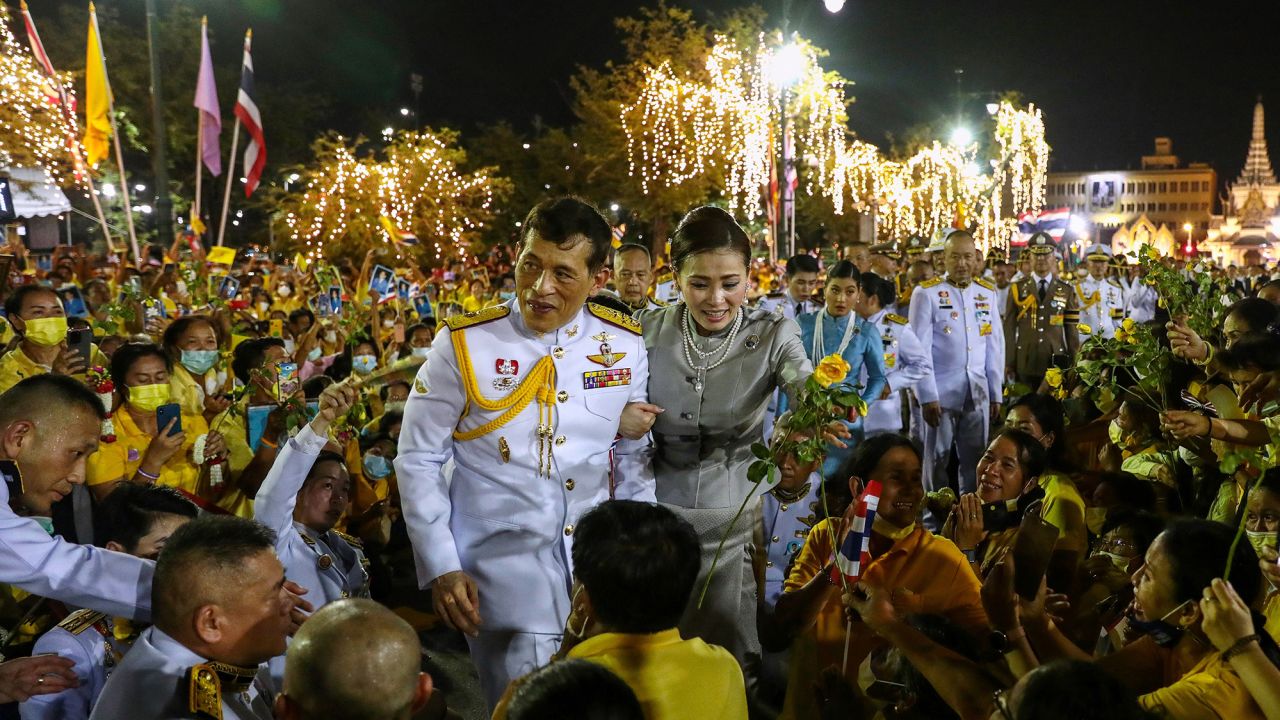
756, 293, 820, 321
89, 627, 272, 720
909, 276, 1005, 410
0, 464, 152, 621
254, 424, 369, 686
396, 301, 654, 633
1075, 276, 1126, 341
862, 308, 931, 435
1123, 278, 1158, 324
21, 611, 134, 720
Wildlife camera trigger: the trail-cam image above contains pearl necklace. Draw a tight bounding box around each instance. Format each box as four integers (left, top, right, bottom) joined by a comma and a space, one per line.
681, 305, 744, 393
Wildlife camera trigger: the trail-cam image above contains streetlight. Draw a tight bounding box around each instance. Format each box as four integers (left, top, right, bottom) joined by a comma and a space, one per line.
768, 42, 806, 258
986, 102, 1000, 116
767, 44, 806, 87
949, 126, 974, 146
609, 203, 620, 212
823, 0, 846, 11
399, 107, 411, 117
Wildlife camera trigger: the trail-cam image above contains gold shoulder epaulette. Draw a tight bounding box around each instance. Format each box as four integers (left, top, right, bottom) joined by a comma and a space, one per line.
332, 529, 364, 550
443, 305, 510, 332
886, 313, 908, 325
56, 609, 106, 636
651, 297, 667, 307
974, 277, 995, 290
588, 303, 642, 335
185, 664, 222, 720
656, 271, 673, 283
920, 277, 942, 288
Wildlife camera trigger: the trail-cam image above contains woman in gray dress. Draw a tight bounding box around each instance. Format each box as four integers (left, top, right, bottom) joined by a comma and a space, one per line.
623, 206, 820, 663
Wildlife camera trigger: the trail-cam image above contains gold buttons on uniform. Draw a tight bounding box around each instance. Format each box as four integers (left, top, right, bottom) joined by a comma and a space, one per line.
780, 503, 789, 511
553, 347, 565, 359
766, 560, 774, 568
771, 535, 780, 543
565, 479, 575, 491
564, 525, 574, 536
557, 390, 569, 403
555, 436, 566, 446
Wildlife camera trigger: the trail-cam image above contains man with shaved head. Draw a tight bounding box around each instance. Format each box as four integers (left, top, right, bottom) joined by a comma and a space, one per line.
275, 598, 434, 720
90, 516, 293, 719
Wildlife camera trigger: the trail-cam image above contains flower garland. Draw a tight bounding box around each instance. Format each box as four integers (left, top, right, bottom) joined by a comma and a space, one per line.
86, 367, 116, 443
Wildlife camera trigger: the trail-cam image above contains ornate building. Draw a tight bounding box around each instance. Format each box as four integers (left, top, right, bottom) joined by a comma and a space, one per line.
1203, 100, 1280, 265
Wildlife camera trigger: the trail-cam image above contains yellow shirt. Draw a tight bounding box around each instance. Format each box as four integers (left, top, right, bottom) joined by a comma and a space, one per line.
0, 345, 108, 395
205, 401, 258, 518
1038, 471, 1088, 554
780, 521, 987, 719
568, 629, 748, 720
86, 406, 207, 495
1134, 641, 1264, 719
1264, 591, 1280, 642
168, 364, 222, 418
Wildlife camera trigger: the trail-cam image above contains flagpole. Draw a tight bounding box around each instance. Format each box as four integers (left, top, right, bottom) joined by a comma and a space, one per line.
109, 123, 141, 263
216, 117, 241, 247
194, 112, 203, 232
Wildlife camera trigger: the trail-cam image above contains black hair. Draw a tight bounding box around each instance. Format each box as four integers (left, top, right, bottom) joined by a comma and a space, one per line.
0, 374, 107, 425
571, 500, 700, 634
1225, 297, 1279, 337
1008, 393, 1070, 471
520, 197, 613, 272
379, 380, 410, 402
990, 428, 1047, 483
1260, 279, 1280, 296
893, 614, 983, 720
824, 259, 858, 283
4, 285, 59, 317
836, 433, 921, 487
161, 315, 220, 355
152, 516, 276, 631
856, 272, 895, 309
302, 376, 333, 400
506, 659, 643, 720
110, 342, 172, 391
232, 337, 286, 384
1098, 510, 1165, 556
1217, 331, 1280, 373
786, 254, 820, 276
614, 242, 651, 263
305, 450, 348, 490
94, 484, 198, 551
1161, 519, 1261, 605
669, 206, 751, 274
1093, 472, 1158, 514
288, 308, 316, 327
1014, 660, 1147, 720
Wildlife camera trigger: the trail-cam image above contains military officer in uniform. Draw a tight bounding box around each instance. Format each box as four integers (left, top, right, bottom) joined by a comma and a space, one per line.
253, 382, 370, 687
854, 272, 931, 436
90, 516, 289, 720
756, 254, 821, 319
1004, 233, 1080, 391
396, 198, 654, 708
612, 242, 665, 312
909, 231, 1005, 499
867, 242, 902, 280
1123, 258, 1158, 323
1074, 243, 1126, 343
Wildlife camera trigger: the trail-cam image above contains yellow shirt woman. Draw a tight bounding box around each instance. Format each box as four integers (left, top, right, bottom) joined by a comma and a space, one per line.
86, 407, 207, 498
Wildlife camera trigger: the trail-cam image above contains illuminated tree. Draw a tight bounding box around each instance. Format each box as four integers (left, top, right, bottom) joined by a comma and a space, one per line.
0, 3, 78, 183
272, 129, 510, 264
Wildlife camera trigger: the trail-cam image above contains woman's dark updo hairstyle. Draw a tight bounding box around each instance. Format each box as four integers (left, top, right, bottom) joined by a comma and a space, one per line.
825, 260, 859, 283
1226, 297, 1279, 338
1218, 331, 1280, 373
670, 206, 751, 274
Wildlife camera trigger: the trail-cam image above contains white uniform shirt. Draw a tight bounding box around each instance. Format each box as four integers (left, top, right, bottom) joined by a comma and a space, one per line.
908, 277, 1005, 410
21, 611, 132, 720
1075, 276, 1126, 340
396, 301, 654, 633
756, 294, 820, 321
862, 308, 931, 435
1124, 279, 1158, 324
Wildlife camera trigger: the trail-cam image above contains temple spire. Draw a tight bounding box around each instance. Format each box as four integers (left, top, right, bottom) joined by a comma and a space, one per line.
1238, 98, 1277, 186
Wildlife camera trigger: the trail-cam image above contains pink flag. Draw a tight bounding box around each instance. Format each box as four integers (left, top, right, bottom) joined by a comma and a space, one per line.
193, 18, 222, 176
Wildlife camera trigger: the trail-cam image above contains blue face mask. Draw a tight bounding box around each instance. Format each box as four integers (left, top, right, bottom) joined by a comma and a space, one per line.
1126, 599, 1191, 648
499, 291, 516, 302
353, 354, 378, 374
307, 346, 323, 362
363, 453, 392, 480
32, 516, 54, 535
180, 349, 219, 375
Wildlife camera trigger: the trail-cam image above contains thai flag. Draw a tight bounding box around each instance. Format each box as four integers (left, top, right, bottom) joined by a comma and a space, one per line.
234, 31, 266, 197
829, 480, 882, 586
1015, 207, 1070, 245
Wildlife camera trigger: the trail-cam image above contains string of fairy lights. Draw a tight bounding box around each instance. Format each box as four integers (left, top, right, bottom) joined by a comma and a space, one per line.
0, 4, 81, 188
279, 131, 497, 263
619, 32, 1051, 252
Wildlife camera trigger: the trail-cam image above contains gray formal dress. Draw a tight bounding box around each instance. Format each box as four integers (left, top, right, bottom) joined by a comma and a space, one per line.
637, 303, 811, 662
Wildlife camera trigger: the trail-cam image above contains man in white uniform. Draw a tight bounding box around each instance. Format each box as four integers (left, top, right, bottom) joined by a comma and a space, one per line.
396, 198, 654, 708
854, 272, 930, 436
1075, 243, 1126, 342
909, 231, 1005, 499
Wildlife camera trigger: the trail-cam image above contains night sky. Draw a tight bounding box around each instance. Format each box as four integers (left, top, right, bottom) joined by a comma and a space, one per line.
40, 0, 1280, 181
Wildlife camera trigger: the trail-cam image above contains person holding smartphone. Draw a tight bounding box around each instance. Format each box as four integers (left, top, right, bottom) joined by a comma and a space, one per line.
0, 286, 107, 394
85, 343, 226, 505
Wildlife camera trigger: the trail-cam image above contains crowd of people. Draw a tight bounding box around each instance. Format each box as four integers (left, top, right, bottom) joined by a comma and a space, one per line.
0, 194, 1276, 720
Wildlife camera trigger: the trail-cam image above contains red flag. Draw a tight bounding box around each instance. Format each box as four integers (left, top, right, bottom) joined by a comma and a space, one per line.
233, 30, 266, 197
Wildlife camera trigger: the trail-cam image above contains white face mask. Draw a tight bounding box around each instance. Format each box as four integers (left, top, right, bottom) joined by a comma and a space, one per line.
278, 285, 293, 297
325, 330, 337, 343
283, 338, 296, 354
411, 346, 431, 359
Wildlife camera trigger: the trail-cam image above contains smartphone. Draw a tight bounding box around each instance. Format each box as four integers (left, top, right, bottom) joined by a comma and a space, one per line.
163, 262, 176, 274
1012, 511, 1060, 600
274, 362, 299, 403
156, 403, 182, 437
393, 322, 405, 344
269, 319, 284, 338
67, 327, 93, 367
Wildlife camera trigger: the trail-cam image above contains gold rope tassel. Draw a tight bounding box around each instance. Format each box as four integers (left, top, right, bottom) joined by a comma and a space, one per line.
1010, 283, 1038, 321
451, 329, 559, 477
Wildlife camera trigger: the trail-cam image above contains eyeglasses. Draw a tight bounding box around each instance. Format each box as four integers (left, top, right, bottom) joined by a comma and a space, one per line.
992, 689, 1014, 720
1094, 537, 1138, 555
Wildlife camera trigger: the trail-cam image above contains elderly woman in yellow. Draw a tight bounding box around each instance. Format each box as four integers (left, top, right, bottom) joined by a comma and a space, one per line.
942, 428, 1049, 579
161, 315, 230, 422
86, 342, 227, 504
0, 286, 107, 394
768, 434, 987, 720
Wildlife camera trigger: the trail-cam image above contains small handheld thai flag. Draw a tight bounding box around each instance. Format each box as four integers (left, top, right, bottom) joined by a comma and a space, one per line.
830, 480, 882, 586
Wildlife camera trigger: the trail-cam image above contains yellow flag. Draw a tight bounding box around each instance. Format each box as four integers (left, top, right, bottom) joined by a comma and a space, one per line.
207, 246, 237, 265
83, 4, 112, 168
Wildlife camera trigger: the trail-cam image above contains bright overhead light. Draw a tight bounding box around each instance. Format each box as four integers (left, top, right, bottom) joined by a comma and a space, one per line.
985, 102, 999, 116
609, 203, 620, 212
287, 173, 300, 183
949, 126, 973, 146
101, 184, 116, 198
823, 0, 846, 11
382, 126, 394, 137
767, 44, 806, 88
399, 107, 411, 116
522, 143, 531, 150
134, 183, 146, 192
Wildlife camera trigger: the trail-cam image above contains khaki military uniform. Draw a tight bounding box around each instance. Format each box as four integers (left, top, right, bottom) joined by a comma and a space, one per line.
1004, 275, 1079, 388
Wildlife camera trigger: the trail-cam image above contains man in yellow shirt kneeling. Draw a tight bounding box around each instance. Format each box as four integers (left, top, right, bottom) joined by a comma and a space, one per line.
496, 501, 748, 720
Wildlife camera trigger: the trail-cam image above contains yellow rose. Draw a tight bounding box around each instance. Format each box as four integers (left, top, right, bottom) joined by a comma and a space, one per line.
1122, 318, 1136, 333
814, 353, 852, 387
1079, 323, 1093, 336
1044, 367, 1063, 388
1114, 329, 1128, 343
